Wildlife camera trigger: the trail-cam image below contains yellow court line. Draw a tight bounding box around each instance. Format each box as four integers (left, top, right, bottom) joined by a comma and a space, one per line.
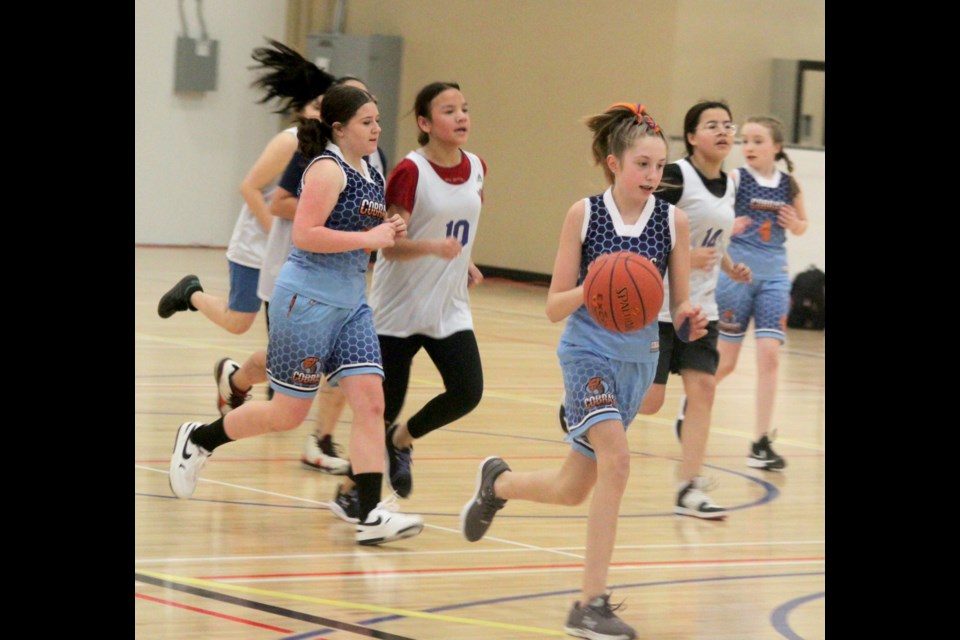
137, 569, 568, 636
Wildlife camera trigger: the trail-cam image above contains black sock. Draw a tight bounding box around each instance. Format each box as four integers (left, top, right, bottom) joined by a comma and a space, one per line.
189, 417, 233, 452
354, 472, 383, 522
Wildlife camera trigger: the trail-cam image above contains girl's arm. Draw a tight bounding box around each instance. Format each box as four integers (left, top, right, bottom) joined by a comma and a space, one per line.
720, 251, 752, 283
545, 200, 588, 323
667, 207, 709, 341
778, 188, 809, 237
292, 159, 405, 253
378, 204, 463, 261
268, 185, 298, 221
239, 131, 298, 233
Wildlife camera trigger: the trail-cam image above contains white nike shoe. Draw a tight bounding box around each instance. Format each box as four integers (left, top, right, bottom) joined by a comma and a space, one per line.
302, 433, 350, 475
169, 422, 211, 499
215, 357, 250, 417
355, 504, 423, 546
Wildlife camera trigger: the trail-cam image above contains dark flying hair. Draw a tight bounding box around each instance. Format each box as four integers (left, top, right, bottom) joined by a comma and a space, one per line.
249, 39, 335, 116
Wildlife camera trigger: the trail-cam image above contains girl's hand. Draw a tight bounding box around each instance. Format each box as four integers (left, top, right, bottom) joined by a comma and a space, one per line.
673, 303, 708, 342
777, 205, 800, 232
365, 221, 398, 250
467, 262, 484, 287
435, 236, 463, 260
727, 262, 752, 283
731, 216, 752, 236
690, 246, 719, 271
386, 213, 407, 239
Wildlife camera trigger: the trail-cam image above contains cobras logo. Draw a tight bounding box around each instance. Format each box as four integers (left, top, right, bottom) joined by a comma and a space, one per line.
586, 376, 607, 395
293, 357, 323, 385
583, 376, 615, 409
718, 309, 738, 332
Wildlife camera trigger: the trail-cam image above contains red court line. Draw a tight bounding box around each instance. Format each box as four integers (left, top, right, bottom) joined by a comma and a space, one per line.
199, 556, 826, 581
135, 592, 293, 632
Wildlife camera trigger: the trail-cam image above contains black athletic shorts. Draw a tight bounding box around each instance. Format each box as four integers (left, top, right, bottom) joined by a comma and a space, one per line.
653, 320, 720, 384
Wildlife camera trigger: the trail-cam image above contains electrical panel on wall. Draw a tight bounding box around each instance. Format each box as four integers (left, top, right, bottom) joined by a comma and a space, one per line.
174, 0, 218, 93
305, 33, 404, 167
175, 36, 218, 92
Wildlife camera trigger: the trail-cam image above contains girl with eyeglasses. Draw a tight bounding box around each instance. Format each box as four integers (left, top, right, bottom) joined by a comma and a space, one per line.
633, 100, 752, 520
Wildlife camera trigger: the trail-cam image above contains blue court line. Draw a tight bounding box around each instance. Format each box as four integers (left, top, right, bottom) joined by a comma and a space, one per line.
771, 591, 825, 639
277, 571, 825, 639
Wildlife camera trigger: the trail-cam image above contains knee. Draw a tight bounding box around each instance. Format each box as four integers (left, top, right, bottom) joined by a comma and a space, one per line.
269, 405, 310, 433
560, 482, 593, 506
225, 314, 257, 335
716, 358, 736, 380
355, 393, 385, 422
598, 450, 631, 489
688, 377, 717, 407
460, 381, 483, 414
638, 387, 665, 415
757, 349, 780, 374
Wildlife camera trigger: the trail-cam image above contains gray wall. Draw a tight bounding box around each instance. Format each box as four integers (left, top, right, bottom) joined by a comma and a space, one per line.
135, 0, 289, 246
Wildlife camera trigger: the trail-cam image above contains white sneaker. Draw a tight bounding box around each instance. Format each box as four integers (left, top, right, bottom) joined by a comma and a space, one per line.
675, 477, 726, 520
169, 422, 212, 499
301, 433, 350, 475
355, 504, 424, 546
215, 357, 250, 417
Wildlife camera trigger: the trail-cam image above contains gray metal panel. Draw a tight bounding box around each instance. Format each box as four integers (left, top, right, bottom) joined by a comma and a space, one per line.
770, 59, 798, 140
174, 36, 218, 93
306, 33, 404, 169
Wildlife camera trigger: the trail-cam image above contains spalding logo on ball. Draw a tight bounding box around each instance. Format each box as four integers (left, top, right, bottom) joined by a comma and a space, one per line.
582, 251, 664, 333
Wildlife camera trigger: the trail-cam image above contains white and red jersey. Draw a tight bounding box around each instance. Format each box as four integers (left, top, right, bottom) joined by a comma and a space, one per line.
369, 148, 486, 338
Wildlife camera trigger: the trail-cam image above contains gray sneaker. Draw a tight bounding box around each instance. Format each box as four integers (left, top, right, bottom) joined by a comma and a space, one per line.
565, 594, 637, 640
460, 456, 510, 542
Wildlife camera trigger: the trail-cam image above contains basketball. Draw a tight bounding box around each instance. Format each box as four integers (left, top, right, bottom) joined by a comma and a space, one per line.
582, 251, 664, 333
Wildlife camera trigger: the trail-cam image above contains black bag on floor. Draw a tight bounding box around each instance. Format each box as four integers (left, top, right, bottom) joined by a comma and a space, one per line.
787, 265, 825, 330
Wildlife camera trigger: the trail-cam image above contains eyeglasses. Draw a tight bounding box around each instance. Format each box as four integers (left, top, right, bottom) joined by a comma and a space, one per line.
699, 121, 737, 133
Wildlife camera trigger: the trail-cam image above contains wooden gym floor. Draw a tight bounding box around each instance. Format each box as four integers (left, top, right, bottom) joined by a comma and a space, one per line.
134, 246, 825, 639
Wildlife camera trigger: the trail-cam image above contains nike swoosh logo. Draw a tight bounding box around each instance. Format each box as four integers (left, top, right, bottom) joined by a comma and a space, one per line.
181, 426, 194, 459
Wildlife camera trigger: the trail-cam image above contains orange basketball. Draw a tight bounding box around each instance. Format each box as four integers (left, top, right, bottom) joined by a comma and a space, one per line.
582, 251, 664, 333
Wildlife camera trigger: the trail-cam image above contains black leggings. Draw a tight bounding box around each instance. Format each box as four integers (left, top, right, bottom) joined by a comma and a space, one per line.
380, 330, 483, 440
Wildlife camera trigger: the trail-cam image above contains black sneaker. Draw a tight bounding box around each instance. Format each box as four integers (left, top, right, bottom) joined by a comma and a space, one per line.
460, 456, 510, 542
385, 423, 413, 498
157, 275, 203, 318
329, 484, 360, 523
747, 432, 787, 471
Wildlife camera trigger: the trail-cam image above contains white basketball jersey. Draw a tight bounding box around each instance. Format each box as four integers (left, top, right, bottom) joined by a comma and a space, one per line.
227, 127, 297, 270
369, 149, 484, 338
659, 158, 736, 321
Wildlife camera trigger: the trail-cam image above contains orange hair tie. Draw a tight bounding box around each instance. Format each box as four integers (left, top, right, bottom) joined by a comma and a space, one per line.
607, 102, 639, 115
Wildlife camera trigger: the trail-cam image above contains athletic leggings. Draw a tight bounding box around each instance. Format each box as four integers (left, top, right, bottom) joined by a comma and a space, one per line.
379, 329, 483, 439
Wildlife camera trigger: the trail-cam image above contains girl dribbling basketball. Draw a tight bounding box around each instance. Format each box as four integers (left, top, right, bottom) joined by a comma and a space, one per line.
461, 102, 708, 639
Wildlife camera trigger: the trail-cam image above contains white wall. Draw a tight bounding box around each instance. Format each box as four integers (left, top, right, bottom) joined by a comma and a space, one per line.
135, 0, 289, 246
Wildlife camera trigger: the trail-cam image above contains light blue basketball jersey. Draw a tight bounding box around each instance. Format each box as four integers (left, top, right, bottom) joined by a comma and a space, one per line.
727, 167, 793, 280
275, 146, 387, 308
560, 188, 674, 364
